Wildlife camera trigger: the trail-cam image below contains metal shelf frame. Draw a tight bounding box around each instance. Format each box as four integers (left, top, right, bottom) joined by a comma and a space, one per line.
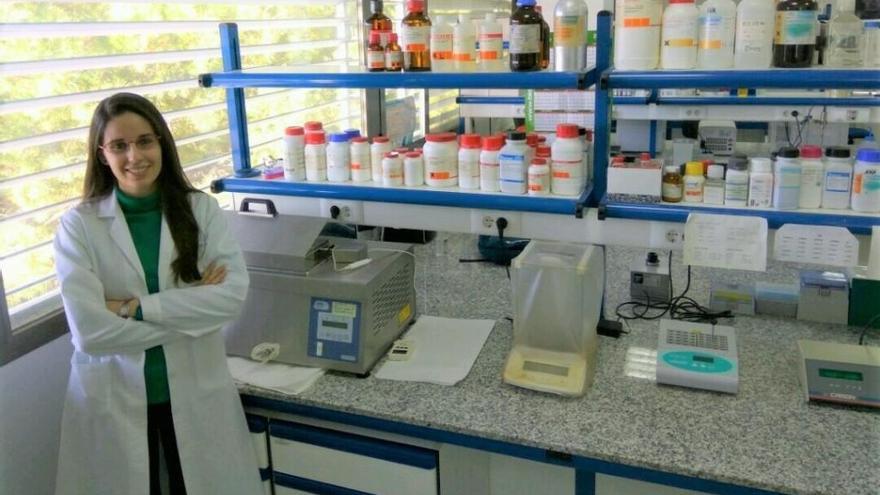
589, 11, 880, 234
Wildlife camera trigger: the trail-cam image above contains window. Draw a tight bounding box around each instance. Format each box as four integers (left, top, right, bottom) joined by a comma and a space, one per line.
0, 0, 363, 363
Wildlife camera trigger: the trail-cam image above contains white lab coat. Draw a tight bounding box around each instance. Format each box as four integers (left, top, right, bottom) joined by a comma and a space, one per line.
53, 192, 263, 495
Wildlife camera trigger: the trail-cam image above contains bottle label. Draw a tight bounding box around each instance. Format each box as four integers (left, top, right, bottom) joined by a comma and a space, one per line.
385, 50, 403, 70
431, 32, 453, 59
774, 11, 817, 45
401, 25, 430, 51
698, 10, 728, 50
479, 32, 503, 60
509, 24, 541, 54
619, 0, 662, 27
737, 19, 770, 54
825, 171, 852, 193
367, 50, 385, 69
854, 170, 880, 193
554, 14, 586, 47
662, 183, 683, 200
724, 182, 748, 202
453, 33, 476, 61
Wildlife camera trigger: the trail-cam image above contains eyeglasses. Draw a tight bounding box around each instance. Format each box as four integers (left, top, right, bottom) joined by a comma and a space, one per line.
99, 134, 160, 155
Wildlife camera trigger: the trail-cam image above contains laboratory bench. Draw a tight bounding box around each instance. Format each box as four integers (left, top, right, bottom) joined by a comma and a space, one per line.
237, 235, 880, 495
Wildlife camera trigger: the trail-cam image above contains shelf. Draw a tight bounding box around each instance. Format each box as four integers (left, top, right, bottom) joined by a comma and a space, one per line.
200, 66, 598, 90
598, 196, 880, 235
606, 69, 880, 90
212, 177, 592, 216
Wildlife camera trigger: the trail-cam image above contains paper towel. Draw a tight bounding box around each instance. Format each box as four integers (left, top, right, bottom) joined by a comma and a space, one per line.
868, 226, 880, 280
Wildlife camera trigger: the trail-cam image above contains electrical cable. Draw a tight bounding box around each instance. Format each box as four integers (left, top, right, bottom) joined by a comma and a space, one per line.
857, 313, 880, 345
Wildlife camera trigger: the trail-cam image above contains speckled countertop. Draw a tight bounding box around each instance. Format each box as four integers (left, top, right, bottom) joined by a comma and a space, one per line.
238, 234, 880, 495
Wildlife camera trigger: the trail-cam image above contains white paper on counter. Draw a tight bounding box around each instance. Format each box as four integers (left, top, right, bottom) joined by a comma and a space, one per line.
683, 213, 768, 272
374, 316, 496, 386
773, 224, 859, 267
227, 357, 324, 395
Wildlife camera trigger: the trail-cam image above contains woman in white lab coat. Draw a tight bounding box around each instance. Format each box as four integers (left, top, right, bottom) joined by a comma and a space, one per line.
53, 93, 262, 495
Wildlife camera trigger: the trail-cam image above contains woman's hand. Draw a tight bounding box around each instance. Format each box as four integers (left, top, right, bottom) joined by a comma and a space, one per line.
106, 298, 139, 318
198, 261, 227, 286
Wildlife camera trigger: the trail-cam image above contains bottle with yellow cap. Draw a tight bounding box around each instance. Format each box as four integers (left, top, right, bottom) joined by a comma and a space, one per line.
683, 161, 705, 203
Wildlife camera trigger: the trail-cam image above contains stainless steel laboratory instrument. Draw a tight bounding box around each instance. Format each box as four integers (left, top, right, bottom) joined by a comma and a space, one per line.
222, 201, 416, 375
798, 340, 880, 409
656, 320, 739, 394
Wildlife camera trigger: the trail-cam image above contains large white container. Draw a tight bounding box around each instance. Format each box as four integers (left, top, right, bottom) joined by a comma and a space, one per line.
852, 148, 880, 213
282, 126, 306, 181
551, 123, 584, 195
774, 148, 802, 210
748, 157, 773, 208
381, 152, 403, 187
326, 133, 351, 183
453, 14, 477, 72
734, 0, 775, 69
480, 134, 504, 192
350, 137, 372, 182
614, 0, 663, 70
403, 151, 424, 186
500, 131, 529, 194
503, 241, 605, 397
821, 147, 853, 210
660, 0, 699, 70
304, 131, 327, 182
478, 13, 505, 72
798, 145, 824, 209
423, 132, 458, 187
697, 0, 735, 69
370, 136, 392, 182
430, 15, 454, 72
553, 0, 589, 71
458, 134, 482, 190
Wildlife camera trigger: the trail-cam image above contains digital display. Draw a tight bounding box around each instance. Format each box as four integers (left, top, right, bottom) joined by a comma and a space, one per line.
692, 355, 714, 363
322, 320, 349, 330
819, 368, 863, 381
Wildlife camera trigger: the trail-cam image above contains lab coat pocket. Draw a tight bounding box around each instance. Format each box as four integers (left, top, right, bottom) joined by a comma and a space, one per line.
70, 353, 112, 413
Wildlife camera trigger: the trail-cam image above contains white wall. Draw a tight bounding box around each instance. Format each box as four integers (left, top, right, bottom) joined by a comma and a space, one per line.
0, 334, 72, 495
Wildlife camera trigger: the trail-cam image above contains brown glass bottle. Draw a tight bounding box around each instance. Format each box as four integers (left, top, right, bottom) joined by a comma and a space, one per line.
385, 33, 403, 72
509, 0, 544, 71
364, 0, 392, 64
367, 32, 386, 72
535, 5, 550, 69
401, 0, 432, 71
661, 165, 683, 203
772, 0, 818, 68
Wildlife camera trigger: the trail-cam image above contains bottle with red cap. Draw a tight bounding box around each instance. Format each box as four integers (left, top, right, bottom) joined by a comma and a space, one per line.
799, 144, 824, 209
480, 135, 504, 192
371, 136, 392, 182
350, 137, 372, 183
401, 0, 432, 71
404, 151, 424, 186
385, 33, 403, 71
458, 134, 482, 190
282, 126, 305, 181
304, 131, 327, 182
551, 123, 585, 195
382, 151, 403, 186
528, 157, 551, 195
423, 132, 458, 187
367, 31, 386, 71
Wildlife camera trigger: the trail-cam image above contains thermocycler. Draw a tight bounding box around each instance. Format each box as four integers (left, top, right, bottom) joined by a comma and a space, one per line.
222, 200, 416, 375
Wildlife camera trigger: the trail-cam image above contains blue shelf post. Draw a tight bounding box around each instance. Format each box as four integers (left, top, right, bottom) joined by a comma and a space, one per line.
219, 23, 259, 178
590, 11, 613, 206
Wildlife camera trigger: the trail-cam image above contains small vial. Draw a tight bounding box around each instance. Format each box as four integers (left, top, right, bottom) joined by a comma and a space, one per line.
385, 33, 403, 71
683, 161, 705, 203
703, 163, 725, 205
367, 31, 386, 71
527, 157, 550, 195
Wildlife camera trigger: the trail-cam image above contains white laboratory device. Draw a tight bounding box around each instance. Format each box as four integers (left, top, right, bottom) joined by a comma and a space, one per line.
698, 120, 737, 156
656, 320, 739, 394
798, 340, 880, 409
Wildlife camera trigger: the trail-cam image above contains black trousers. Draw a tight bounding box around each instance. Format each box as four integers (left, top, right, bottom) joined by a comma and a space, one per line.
147, 402, 187, 495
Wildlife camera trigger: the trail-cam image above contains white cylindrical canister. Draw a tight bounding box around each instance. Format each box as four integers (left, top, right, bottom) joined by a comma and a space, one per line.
821, 147, 852, 210
528, 157, 551, 196
350, 137, 372, 182
458, 133, 482, 190
499, 131, 529, 194
370, 136, 392, 183
382, 151, 403, 187
304, 131, 327, 182
423, 132, 458, 187
404, 151, 424, 186
480, 135, 504, 192
282, 126, 306, 181
551, 124, 585, 195
326, 133, 351, 183
798, 145, 824, 209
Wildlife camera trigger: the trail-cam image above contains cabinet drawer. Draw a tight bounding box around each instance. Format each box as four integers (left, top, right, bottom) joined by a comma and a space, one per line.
269, 420, 438, 495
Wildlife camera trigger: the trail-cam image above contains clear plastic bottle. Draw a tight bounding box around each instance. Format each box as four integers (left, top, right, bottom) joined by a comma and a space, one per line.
748, 157, 774, 208
825, 0, 865, 68
499, 131, 529, 194
821, 146, 853, 209
852, 148, 880, 212
683, 161, 705, 203
478, 13, 505, 72
614, 0, 663, 70
430, 15, 454, 72
774, 147, 802, 210
453, 14, 477, 72
697, 0, 736, 69
510, 0, 544, 71
773, 0, 818, 68
865, 21, 880, 68
553, 0, 589, 71
724, 154, 749, 207
661, 0, 699, 70
734, 0, 775, 69
400, 0, 431, 72
798, 144, 824, 208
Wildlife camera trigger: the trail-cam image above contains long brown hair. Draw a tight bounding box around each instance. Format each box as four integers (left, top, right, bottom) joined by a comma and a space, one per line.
84, 92, 202, 285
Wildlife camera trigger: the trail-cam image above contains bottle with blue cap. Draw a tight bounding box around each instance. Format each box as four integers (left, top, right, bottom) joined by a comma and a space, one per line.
852, 148, 880, 213
326, 132, 352, 183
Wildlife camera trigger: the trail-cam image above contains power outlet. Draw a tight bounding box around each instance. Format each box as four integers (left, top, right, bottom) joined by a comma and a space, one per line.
319, 199, 363, 223
469, 210, 521, 236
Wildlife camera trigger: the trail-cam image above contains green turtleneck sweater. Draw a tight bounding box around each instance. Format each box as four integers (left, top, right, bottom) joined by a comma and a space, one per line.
115, 188, 170, 405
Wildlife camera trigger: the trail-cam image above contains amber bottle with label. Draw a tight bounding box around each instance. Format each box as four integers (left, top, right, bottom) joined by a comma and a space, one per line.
385, 33, 403, 72
401, 0, 432, 71
364, 0, 392, 63
510, 0, 545, 71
